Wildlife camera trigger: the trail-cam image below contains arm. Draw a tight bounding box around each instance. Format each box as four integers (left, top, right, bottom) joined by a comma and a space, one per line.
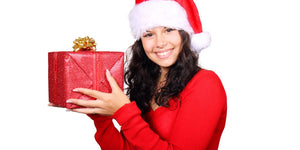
69, 70, 226, 150
87, 115, 131, 149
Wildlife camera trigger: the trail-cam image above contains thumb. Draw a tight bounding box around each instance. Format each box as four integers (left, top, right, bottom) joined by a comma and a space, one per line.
106, 69, 121, 92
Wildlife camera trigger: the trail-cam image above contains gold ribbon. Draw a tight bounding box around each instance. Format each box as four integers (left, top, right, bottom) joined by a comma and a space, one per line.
73, 36, 96, 52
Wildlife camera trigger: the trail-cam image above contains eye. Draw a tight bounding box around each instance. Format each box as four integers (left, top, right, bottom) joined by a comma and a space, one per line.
166, 28, 175, 32
143, 33, 153, 38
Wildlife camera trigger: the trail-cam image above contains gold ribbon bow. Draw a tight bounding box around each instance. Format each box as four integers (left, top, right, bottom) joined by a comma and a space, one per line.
73, 36, 96, 52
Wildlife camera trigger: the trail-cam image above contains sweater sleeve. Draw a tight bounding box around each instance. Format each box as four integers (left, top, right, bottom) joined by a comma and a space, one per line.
88, 115, 131, 149
89, 102, 168, 150
113, 101, 179, 149
108, 70, 227, 150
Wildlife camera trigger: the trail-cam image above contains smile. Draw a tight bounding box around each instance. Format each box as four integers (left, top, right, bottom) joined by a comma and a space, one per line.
156, 49, 173, 58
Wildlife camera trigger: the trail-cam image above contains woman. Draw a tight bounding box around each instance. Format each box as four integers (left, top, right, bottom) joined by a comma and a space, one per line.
64, 0, 227, 149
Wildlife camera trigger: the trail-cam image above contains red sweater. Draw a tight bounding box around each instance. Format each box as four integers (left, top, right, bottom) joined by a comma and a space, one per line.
89, 69, 227, 150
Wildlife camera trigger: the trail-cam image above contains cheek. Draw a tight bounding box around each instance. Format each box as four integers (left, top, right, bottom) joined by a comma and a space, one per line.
141, 40, 153, 53
166, 32, 182, 46
173, 35, 182, 46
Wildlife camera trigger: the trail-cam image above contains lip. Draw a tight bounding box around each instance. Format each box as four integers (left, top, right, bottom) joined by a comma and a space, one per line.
155, 49, 173, 59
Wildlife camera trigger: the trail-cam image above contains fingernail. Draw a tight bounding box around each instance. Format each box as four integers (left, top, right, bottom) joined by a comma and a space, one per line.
73, 88, 79, 92
66, 99, 72, 103
106, 69, 110, 75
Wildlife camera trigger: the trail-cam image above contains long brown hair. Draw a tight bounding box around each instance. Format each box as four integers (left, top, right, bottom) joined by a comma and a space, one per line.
125, 30, 201, 114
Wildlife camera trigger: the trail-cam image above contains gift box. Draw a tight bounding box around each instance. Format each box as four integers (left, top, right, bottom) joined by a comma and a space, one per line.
48, 51, 124, 109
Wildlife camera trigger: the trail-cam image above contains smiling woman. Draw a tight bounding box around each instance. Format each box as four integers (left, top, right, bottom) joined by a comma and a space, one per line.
62, 0, 227, 149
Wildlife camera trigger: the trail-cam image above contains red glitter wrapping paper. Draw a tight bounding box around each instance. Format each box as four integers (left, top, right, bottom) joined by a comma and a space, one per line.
48, 51, 124, 109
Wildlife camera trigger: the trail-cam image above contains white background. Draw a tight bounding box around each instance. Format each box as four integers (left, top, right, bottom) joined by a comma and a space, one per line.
0, 0, 299, 149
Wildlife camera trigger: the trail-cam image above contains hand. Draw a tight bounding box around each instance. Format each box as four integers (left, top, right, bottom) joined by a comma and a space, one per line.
66, 70, 131, 116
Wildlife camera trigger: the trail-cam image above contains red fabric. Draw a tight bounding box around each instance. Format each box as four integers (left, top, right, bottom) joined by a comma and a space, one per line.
48, 51, 124, 108
135, 0, 145, 4
177, 0, 203, 34
89, 69, 227, 150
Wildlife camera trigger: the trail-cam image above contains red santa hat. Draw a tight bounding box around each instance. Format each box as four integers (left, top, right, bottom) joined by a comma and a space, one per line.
129, 0, 211, 53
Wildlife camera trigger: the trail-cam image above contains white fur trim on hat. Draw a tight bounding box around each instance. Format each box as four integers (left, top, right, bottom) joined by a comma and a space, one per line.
129, 0, 193, 39
191, 32, 211, 53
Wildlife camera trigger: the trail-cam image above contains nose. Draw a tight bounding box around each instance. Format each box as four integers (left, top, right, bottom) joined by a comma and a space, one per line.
156, 34, 167, 48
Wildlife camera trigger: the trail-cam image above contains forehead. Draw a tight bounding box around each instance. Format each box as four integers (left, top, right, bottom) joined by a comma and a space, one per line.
144, 26, 179, 32
145, 26, 166, 31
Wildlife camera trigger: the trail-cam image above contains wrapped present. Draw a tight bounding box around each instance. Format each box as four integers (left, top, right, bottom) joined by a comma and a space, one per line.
48, 37, 124, 109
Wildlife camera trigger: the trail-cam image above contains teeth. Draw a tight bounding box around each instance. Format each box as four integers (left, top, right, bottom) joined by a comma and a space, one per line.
157, 51, 170, 56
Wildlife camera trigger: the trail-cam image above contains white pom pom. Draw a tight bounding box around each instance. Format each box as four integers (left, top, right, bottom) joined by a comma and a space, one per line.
191, 32, 211, 53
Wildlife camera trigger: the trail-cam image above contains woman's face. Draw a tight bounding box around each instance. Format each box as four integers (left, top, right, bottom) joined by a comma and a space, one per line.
141, 26, 182, 71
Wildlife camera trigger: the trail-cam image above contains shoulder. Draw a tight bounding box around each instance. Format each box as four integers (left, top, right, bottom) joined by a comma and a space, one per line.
187, 69, 223, 89
195, 69, 219, 79
180, 69, 226, 103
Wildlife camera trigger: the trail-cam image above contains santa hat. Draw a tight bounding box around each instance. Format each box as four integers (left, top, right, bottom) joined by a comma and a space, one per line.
129, 0, 211, 53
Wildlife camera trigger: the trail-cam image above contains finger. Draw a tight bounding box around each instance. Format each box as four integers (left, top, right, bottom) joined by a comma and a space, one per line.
48, 103, 55, 106
73, 88, 105, 99
70, 107, 101, 115
48, 103, 60, 107
67, 99, 103, 108
106, 69, 121, 92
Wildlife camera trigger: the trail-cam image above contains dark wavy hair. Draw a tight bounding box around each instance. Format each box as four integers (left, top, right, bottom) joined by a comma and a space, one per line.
124, 30, 201, 115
